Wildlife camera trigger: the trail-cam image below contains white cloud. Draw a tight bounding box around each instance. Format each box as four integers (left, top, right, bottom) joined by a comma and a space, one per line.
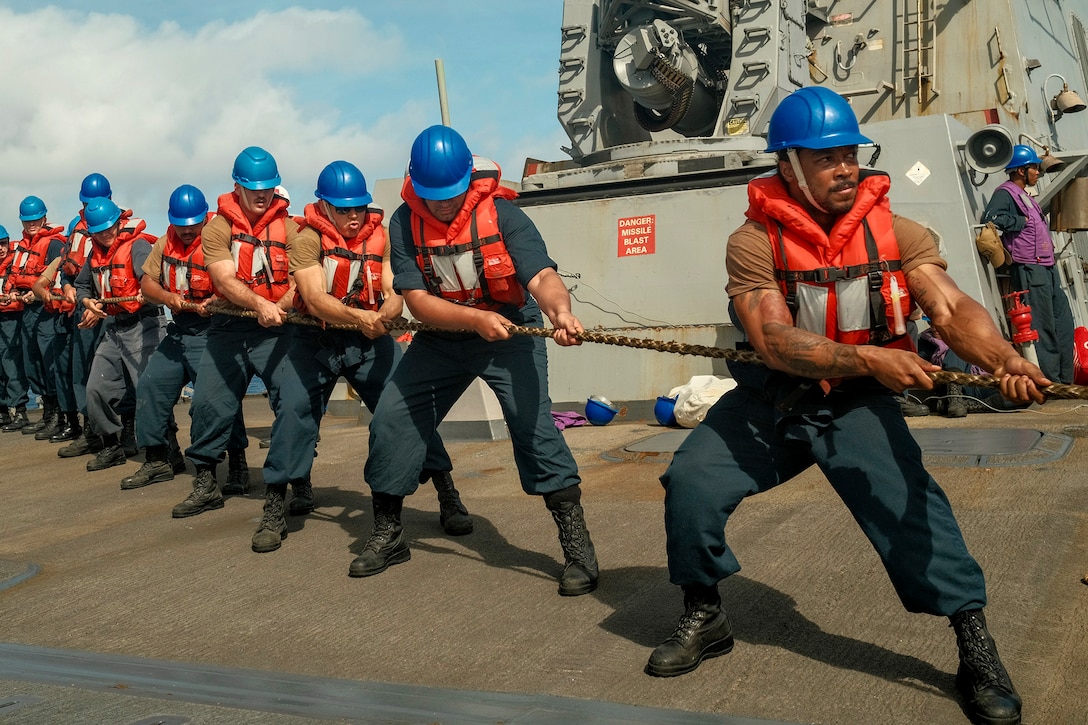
0, 6, 412, 232
0, 3, 572, 238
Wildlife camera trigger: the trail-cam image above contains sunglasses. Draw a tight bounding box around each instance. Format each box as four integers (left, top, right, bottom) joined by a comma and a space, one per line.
331, 205, 367, 216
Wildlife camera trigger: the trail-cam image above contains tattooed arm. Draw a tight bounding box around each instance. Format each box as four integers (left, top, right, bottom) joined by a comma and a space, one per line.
732, 286, 941, 393
906, 262, 1048, 403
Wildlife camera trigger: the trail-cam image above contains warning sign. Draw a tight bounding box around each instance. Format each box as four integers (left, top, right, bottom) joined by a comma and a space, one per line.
617, 215, 656, 257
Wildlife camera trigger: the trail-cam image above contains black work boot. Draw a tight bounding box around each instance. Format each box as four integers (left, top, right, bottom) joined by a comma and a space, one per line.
546, 490, 599, 596
645, 584, 735, 677
2, 406, 29, 432
252, 484, 288, 553
58, 424, 104, 458
424, 469, 473, 535
0, 407, 11, 428
171, 466, 224, 518
950, 609, 1022, 725
288, 477, 315, 516
348, 492, 410, 577
33, 405, 62, 440
221, 448, 250, 495
945, 383, 968, 418
87, 434, 126, 471
120, 415, 138, 457
22, 398, 54, 435
50, 411, 82, 443
120, 445, 175, 490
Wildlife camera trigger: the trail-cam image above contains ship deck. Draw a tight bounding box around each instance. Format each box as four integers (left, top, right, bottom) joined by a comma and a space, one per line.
1, 394, 1086, 724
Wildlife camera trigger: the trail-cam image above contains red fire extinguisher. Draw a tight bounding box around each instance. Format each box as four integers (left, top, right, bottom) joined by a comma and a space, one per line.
1004, 290, 1039, 366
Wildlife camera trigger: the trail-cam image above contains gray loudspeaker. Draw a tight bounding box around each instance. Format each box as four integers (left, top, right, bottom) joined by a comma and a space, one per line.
964, 124, 1014, 174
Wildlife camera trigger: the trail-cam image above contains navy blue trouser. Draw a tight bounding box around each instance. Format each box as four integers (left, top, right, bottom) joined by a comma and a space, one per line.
661, 383, 987, 616
47, 313, 75, 412
313, 330, 451, 473
70, 323, 102, 416
1010, 262, 1074, 384
136, 319, 247, 450
86, 316, 166, 437
21, 304, 53, 400
0, 311, 28, 408
365, 331, 579, 497
187, 315, 323, 486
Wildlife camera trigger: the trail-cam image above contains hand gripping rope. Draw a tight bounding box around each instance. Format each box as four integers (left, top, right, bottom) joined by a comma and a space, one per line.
180, 300, 1088, 401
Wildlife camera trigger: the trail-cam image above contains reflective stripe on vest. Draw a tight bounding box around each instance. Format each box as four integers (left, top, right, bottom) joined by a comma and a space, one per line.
748, 172, 912, 348
298, 203, 387, 314
228, 221, 289, 302
161, 226, 213, 302
89, 220, 148, 315
411, 195, 524, 310
63, 226, 96, 278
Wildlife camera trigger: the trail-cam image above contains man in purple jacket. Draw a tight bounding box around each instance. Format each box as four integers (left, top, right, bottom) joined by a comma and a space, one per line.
981, 144, 1074, 383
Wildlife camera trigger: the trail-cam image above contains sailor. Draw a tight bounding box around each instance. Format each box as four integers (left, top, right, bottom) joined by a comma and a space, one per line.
981, 145, 1075, 383
50, 173, 116, 448
120, 184, 250, 492
289, 160, 470, 529
0, 226, 31, 431
7, 196, 68, 438
170, 146, 324, 556
29, 251, 79, 442
350, 125, 598, 598
646, 87, 1042, 725
74, 197, 166, 472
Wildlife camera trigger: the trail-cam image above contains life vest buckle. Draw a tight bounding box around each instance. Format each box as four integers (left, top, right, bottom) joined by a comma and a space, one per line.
811, 267, 846, 284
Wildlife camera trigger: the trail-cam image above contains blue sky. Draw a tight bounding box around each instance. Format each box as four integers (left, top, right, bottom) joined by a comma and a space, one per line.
0, 1, 568, 235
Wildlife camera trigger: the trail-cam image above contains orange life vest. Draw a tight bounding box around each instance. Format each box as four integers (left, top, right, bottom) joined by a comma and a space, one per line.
746, 171, 912, 348
62, 214, 95, 278
0, 253, 23, 313
9, 225, 66, 292
401, 157, 525, 311
159, 219, 214, 303
293, 202, 386, 315
216, 191, 290, 302
88, 211, 154, 315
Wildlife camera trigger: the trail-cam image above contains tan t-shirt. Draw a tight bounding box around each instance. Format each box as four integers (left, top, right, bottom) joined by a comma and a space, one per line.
142, 236, 167, 280
726, 214, 946, 298
288, 226, 323, 273
41, 255, 62, 280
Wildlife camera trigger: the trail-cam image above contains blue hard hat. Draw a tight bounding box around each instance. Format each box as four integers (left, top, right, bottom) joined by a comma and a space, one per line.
168, 184, 209, 226
585, 396, 619, 426
79, 172, 113, 203
232, 146, 281, 190
18, 195, 47, 222
84, 197, 122, 234
409, 125, 474, 200
0, 223, 8, 240
654, 396, 678, 427
315, 160, 373, 207
1005, 144, 1043, 171
765, 86, 873, 152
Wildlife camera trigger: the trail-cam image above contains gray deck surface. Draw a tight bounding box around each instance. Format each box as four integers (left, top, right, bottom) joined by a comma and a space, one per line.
1, 395, 1086, 724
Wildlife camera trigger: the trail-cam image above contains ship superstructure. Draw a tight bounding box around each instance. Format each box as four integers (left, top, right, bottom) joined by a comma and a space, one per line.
518, 0, 1088, 406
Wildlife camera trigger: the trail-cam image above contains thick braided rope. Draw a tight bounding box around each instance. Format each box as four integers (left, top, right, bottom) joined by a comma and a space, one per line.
201, 301, 1088, 400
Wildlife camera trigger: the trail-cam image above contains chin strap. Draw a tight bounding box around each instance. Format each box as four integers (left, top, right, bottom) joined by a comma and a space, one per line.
786, 148, 829, 214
